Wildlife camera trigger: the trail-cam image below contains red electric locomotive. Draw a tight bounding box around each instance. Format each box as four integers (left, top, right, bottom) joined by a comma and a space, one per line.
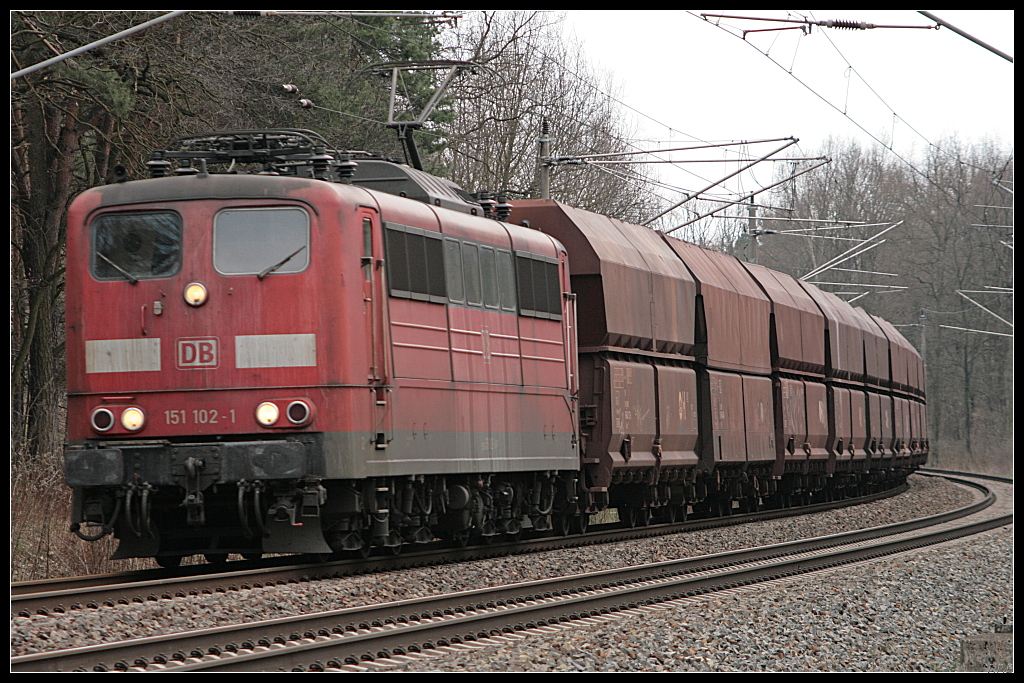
63, 129, 927, 565
64, 130, 579, 565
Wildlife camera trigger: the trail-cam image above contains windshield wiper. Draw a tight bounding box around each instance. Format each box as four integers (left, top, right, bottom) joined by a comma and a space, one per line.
258, 245, 306, 280
96, 252, 138, 284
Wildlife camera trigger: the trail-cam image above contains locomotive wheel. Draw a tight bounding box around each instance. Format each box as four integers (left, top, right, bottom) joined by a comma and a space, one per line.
155, 555, 183, 569
622, 507, 650, 528
204, 553, 229, 564
241, 551, 263, 561
385, 533, 404, 555
448, 529, 472, 548
348, 532, 373, 558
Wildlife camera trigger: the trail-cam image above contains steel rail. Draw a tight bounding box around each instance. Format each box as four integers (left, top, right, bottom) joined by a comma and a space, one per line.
131, 505, 1016, 670
11, 483, 908, 618
11, 474, 1004, 672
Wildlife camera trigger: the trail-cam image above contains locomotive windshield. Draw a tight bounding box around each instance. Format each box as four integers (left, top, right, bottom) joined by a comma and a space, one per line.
91, 211, 182, 281
213, 207, 310, 276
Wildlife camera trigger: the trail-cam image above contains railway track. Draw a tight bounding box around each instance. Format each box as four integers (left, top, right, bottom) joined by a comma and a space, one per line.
11, 471, 1010, 672
13, 481, 911, 619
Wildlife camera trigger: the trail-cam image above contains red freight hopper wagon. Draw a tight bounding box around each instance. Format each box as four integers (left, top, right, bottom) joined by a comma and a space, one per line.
737, 262, 829, 489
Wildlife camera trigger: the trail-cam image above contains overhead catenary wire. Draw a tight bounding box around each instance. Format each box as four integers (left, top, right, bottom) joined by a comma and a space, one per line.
10, 11, 463, 81
664, 158, 830, 234
643, 138, 799, 226
956, 291, 1014, 328
11, 11, 188, 80
917, 11, 1013, 62
800, 221, 904, 280
448, 12, 819, 217
693, 10, 1012, 225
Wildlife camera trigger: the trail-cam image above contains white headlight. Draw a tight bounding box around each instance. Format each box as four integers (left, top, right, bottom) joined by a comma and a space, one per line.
256, 401, 280, 426
121, 407, 146, 431
184, 282, 208, 306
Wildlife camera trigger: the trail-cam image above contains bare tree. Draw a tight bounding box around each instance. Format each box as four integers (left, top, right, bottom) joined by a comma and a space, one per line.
10, 11, 448, 466
755, 137, 1013, 472
434, 11, 661, 223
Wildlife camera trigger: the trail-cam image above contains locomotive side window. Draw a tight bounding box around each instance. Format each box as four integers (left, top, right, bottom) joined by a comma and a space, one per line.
383, 222, 446, 303
496, 250, 517, 312
479, 246, 500, 309
444, 238, 464, 303
424, 234, 446, 299
442, 238, 518, 313
516, 252, 562, 320
384, 226, 410, 293
462, 242, 482, 306
362, 217, 373, 282
213, 207, 309, 276
91, 211, 182, 281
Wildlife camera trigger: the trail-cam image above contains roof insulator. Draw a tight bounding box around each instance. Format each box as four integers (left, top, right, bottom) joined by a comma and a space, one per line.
495, 194, 512, 222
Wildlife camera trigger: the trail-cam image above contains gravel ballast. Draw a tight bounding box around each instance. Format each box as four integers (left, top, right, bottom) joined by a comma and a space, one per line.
11, 475, 1013, 671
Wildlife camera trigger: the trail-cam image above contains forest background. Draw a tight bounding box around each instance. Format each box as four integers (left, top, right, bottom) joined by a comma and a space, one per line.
11, 11, 1012, 580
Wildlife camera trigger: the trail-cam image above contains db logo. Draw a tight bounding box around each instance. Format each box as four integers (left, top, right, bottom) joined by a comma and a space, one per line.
177, 337, 219, 369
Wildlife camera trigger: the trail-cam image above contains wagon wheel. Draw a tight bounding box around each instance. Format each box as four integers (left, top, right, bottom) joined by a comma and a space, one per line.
204, 552, 229, 565
553, 513, 572, 537
571, 512, 590, 535
660, 505, 678, 524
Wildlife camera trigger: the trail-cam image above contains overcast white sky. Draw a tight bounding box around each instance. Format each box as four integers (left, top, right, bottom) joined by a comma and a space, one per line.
563, 10, 1013, 155
557, 10, 1013, 219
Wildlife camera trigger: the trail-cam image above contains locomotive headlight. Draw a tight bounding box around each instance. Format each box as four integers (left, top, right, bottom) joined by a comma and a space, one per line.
91, 407, 115, 432
120, 406, 146, 431
286, 400, 312, 425
256, 401, 280, 426
184, 282, 208, 306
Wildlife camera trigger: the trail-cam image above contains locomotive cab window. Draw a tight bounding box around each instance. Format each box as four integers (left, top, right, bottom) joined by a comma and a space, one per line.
213, 207, 309, 276
91, 211, 182, 281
